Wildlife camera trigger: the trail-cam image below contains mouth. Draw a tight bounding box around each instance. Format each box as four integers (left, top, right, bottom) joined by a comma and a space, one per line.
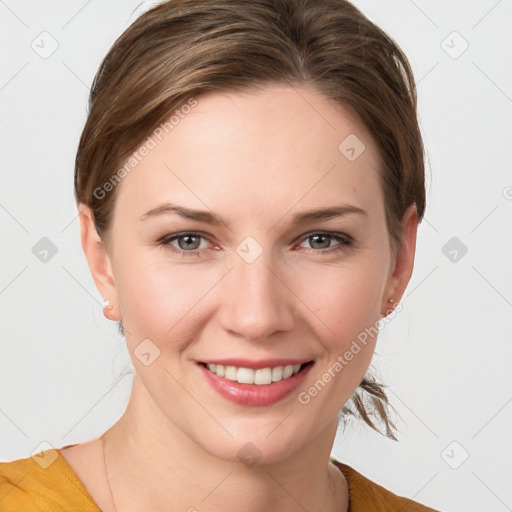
200, 361, 313, 385
197, 360, 314, 407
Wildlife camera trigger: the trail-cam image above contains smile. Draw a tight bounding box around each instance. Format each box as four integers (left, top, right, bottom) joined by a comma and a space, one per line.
205, 363, 303, 385
198, 360, 314, 406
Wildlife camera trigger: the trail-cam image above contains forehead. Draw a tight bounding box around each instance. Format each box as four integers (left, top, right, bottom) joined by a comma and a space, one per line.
113, 85, 384, 223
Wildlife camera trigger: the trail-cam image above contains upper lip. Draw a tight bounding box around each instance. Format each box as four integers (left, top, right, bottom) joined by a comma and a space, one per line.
199, 358, 313, 370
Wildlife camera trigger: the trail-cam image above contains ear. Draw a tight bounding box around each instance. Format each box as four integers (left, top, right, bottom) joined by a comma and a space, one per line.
381, 204, 418, 314
78, 203, 121, 321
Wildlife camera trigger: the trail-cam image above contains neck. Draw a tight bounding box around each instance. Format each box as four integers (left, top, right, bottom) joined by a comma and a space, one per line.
101, 373, 348, 512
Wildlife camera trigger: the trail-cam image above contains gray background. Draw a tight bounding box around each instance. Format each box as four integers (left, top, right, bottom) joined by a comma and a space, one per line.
1, 1, 511, 511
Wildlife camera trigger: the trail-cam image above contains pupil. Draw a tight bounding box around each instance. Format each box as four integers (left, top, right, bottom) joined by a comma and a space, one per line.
180, 235, 199, 250
312, 235, 329, 249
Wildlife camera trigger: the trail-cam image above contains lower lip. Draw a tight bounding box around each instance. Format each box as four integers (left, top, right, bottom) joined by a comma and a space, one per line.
198, 363, 313, 407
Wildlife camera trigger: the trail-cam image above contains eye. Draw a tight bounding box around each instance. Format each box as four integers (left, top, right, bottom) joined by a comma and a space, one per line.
159, 230, 352, 258
298, 232, 352, 253
160, 232, 211, 255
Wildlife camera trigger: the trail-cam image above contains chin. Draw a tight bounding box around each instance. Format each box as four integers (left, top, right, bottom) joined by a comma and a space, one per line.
207, 433, 308, 468
186, 410, 322, 468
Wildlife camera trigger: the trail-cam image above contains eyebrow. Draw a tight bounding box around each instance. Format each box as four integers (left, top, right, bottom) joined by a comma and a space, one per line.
139, 202, 367, 226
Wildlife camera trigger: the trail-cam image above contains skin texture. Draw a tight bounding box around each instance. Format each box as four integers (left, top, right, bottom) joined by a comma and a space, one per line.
73, 84, 418, 512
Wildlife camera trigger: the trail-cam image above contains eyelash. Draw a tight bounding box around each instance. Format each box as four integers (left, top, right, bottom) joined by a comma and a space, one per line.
158, 231, 353, 257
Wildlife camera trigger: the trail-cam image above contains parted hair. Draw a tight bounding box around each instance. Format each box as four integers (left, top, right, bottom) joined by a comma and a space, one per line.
74, 0, 426, 440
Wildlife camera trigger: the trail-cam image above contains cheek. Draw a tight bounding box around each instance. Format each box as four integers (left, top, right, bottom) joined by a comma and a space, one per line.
296, 257, 387, 400
113, 251, 222, 343
287, 264, 387, 427
298, 258, 386, 346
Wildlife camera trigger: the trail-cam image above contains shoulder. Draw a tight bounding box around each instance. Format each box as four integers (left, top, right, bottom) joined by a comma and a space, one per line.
0, 449, 100, 512
331, 458, 439, 511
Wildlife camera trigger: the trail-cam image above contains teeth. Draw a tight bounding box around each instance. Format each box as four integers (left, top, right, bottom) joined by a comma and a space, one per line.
224, 366, 238, 381
206, 363, 303, 385
254, 368, 272, 385
283, 365, 294, 379
237, 367, 254, 384
271, 366, 283, 382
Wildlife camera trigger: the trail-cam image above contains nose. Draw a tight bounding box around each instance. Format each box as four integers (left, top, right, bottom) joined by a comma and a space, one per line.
218, 249, 296, 341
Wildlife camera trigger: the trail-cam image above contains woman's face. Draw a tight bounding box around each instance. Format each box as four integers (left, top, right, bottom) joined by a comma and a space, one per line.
84, 85, 416, 464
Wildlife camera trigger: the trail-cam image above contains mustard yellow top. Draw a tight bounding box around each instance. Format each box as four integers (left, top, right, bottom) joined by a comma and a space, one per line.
0, 449, 438, 511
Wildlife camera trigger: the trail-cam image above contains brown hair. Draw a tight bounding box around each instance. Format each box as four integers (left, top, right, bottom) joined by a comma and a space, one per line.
74, 0, 425, 440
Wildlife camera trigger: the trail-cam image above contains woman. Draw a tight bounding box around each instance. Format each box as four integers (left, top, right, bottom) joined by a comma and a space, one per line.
0, 0, 438, 510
